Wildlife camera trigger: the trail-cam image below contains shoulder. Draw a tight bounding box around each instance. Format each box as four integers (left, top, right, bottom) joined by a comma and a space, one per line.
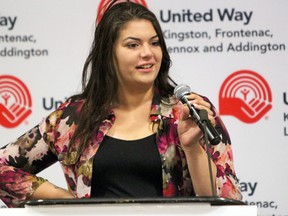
45, 98, 86, 127
39, 98, 86, 146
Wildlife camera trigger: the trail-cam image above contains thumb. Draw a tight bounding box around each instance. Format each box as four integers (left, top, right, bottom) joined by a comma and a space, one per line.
179, 104, 190, 121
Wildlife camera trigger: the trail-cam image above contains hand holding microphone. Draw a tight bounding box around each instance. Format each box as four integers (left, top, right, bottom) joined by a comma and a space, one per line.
174, 84, 221, 145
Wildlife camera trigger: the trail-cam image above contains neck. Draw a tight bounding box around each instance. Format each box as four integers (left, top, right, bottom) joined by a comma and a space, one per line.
114, 85, 154, 109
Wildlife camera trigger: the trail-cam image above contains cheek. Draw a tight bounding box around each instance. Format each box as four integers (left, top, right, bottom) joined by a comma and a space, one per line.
156, 50, 163, 63
115, 57, 135, 79
156, 54, 163, 68
123, 53, 140, 72
119, 58, 134, 72
114, 50, 128, 70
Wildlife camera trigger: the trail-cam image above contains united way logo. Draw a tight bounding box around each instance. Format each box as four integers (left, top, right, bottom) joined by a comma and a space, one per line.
0, 75, 32, 128
219, 70, 272, 123
97, 0, 147, 23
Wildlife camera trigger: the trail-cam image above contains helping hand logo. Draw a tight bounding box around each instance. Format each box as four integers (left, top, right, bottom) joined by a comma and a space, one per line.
219, 70, 272, 123
0, 75, 32, 128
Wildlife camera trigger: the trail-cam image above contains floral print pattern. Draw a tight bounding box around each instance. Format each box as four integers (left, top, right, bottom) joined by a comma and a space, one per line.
0, 94, 242, 207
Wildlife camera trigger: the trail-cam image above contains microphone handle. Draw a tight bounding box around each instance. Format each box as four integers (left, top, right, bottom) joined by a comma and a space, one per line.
199, 109, 217, 197
181, 96, 221, 145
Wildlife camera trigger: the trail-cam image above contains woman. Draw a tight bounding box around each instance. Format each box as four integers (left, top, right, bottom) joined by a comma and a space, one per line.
0, 1, 242, 208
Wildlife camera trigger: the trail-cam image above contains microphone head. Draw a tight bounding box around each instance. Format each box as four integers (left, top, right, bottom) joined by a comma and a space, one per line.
174, 84, 191, 100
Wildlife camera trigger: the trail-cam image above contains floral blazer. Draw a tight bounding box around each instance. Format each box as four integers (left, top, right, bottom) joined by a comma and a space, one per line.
0, 94, 242, 207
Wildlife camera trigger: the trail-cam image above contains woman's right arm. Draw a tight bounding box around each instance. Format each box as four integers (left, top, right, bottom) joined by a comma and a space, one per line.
0, 112, 77, 208
29, 181, 74, 200
0, 124, 60, 207
0, 99, 82, 207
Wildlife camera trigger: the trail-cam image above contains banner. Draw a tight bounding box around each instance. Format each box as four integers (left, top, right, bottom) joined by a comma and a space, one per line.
1, 1, 287, 215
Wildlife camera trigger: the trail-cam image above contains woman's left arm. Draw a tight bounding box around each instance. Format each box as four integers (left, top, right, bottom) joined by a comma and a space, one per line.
177, 93, 242, 200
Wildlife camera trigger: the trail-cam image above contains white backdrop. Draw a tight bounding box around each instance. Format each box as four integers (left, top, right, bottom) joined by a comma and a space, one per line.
1, 1, 288, 215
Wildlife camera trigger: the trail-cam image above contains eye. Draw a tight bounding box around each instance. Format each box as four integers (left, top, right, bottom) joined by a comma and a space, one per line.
151, 40, 160, 46
127, 43, 139, 48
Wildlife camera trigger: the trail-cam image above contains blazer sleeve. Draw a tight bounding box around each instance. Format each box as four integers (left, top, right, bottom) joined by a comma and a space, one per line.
207, 101, 243, 200
0, 103, 70, 207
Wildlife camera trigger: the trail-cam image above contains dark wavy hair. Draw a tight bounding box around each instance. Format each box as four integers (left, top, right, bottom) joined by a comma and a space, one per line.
67, 0, 176, 161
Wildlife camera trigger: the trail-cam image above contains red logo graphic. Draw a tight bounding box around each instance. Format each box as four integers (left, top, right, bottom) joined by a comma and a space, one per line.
0, 75, 32, 128
219, 70, 272, 123
97, 0, 147, 23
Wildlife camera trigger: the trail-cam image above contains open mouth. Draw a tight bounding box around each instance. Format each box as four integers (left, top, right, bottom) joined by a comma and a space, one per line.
136, 64, 153, 69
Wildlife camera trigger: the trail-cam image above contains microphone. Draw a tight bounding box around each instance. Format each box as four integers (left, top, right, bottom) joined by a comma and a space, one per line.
174, 84, 221, 145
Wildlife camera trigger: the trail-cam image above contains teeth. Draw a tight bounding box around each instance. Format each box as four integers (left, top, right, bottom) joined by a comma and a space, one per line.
138, 64, 152, 69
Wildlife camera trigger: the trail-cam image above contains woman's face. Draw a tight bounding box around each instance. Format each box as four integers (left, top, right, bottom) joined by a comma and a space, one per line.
113, 19, 163, 91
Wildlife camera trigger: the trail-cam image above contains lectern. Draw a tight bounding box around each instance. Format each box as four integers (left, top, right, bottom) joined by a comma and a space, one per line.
0, 197, 257, 216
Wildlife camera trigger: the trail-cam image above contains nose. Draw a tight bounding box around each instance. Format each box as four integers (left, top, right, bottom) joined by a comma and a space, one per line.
140, 44, 153, 58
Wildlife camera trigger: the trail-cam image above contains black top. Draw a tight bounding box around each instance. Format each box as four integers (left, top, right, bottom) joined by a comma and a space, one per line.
91, 133, 163, 198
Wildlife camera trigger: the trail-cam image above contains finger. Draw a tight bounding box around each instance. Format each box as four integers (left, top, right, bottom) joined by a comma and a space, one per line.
184, 93, 199, 101
179, 104, 191, 121
208, 114, 216, 126
191, 98, 211, 108
193, 104, 214, 116
185, 94, 212, 109
180, 94, 216, 125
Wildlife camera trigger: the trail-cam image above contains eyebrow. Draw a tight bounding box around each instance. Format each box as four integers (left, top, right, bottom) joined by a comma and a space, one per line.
123, 35, 159, 42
